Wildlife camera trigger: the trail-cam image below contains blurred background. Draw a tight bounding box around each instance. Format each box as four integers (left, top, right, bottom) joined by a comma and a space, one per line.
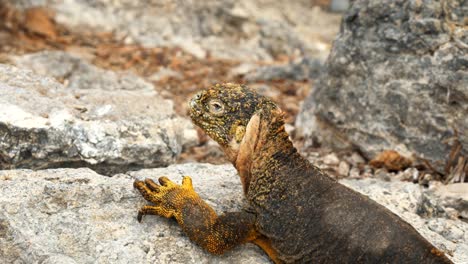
0, 1, 344, 166
0, 0, 466, 181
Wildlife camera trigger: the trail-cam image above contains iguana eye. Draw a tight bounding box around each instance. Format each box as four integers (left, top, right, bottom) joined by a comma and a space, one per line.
208, 100, 224, 115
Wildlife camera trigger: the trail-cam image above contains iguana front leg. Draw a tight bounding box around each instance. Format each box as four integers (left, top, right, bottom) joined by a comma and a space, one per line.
133, 176, 258, 254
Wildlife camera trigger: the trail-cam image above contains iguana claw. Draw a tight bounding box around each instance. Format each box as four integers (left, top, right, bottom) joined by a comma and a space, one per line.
134, 176, 196, 222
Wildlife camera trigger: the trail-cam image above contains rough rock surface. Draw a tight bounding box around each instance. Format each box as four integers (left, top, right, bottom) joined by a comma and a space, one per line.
10, 0, 341, 61
0, 58, 197, 173
297, 0, 468, 164
1, 164, 467, 263
245, 57, 323, 82
431, 183, 468, 219
0, 164, 268, 264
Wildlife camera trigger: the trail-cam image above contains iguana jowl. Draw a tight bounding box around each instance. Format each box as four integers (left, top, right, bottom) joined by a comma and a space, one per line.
134, 83, 453, 263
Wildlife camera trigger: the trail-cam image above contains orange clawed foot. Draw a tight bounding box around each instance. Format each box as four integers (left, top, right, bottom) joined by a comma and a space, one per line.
133, 176, 197, 222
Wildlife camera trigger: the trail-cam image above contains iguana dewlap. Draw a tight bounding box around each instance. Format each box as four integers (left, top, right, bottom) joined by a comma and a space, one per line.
134, 83, 453, 264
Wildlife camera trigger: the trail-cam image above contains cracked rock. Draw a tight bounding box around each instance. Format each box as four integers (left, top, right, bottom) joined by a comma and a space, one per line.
297, 0, 468, 167
0, 165, 467, 263
245, 57, 323, 82
431, 183, 468, 219
0, 57, 197, 173
0, 164, 268, 264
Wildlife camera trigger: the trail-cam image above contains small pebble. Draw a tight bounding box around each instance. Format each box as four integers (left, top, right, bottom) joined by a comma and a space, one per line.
396, 167, 419, 181
375, 168, 391, 181
349, 152, 365, 165
337, 161, 350, 177
323, 153, 340, 165
349, 167, 360, 179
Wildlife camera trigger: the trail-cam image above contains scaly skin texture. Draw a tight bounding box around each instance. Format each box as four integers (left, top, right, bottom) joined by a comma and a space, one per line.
134, 83, 453, 263
133, 177, 257, 254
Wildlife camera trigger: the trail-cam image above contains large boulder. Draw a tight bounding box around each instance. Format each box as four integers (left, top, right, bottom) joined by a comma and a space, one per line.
0, 57, 197, 173
297, 0, 467, 165
0, 164, 467, 263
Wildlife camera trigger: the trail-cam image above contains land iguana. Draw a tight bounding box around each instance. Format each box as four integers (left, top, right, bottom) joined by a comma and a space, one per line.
134, 83, 453, 263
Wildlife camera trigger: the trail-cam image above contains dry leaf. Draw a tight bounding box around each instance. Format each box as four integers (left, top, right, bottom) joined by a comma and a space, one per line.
369, 150, 412, 171
24, 7, 57, 39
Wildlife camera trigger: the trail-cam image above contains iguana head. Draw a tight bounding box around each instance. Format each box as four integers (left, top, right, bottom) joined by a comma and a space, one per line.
188, 83, 266, 148
189, 83, 291, 192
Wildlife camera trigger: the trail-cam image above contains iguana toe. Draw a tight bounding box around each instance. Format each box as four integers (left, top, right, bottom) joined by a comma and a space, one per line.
158, 176, 176, 187
133, 179, 163, 204
137, 205, 174, 222
181, 176, 193, 189
144, 178, 161, 192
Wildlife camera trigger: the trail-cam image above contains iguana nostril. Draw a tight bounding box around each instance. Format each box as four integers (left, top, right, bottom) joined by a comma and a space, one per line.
190, 99, 197, 109
190, 92, 203, 110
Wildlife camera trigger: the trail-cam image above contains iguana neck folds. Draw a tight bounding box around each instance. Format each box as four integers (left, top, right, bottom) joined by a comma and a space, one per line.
232, 113, 261, 193
228, 108, 295, 194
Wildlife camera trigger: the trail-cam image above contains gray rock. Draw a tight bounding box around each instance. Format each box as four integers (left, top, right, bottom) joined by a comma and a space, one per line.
416, 189, 449, 219
432, 183, 468, 219
147, 67, 183, 82
323, 153, 340, 165
297, 0, 468, 167
330, 0, 350, 12
13, 51, 154, 92
0, 164, 268, 263
245, 57, 323, 82
1, 164, 467, 263
349, 167, 361, 179
10, 0, 342, 61
0, 58, 197, 173
257, 19, 307, 59
395, 167, 420, 182
337, 160, 350, 177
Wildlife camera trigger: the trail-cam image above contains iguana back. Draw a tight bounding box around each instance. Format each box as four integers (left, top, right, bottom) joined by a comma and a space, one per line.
248, 152, 451, 263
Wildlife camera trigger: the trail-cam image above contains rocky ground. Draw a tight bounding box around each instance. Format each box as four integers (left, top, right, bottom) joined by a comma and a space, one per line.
1, 164, 468, 263
0, 1, 467, 263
